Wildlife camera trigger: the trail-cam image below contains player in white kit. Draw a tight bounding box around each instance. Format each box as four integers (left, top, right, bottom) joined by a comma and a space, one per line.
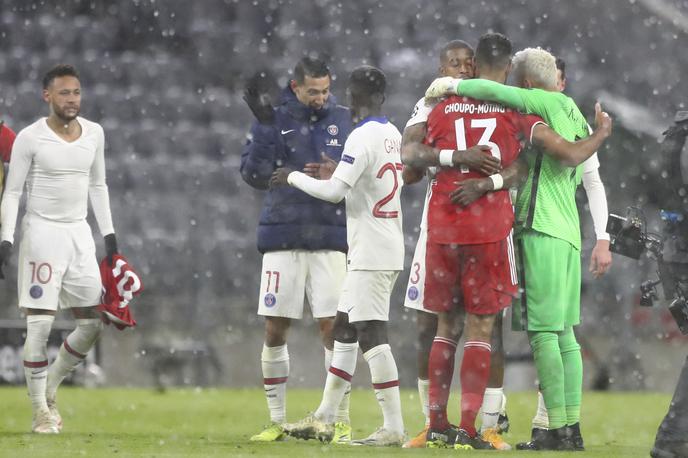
271, 66, 406, 446
0, 65, 118, 434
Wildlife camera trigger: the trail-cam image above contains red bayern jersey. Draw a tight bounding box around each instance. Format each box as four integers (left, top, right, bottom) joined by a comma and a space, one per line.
425, 95, 544, 245
98, 254, 143, 330
0, 121, 16, 163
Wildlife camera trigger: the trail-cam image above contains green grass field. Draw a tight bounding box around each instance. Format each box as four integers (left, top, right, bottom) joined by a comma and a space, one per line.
0, 387, 667, 457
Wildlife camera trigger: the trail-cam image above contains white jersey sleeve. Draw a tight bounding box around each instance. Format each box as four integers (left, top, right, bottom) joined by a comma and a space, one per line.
405, 97, 433, 128
332, 130, 369, 188
287, 172, 350, 203
1, 130, 33, 243
582, 153, 609, 241
582, 151, 600, 173
88, 124, 114, 236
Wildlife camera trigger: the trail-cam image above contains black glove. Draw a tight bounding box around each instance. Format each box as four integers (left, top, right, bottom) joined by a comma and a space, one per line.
104, 233, 118, 266
0, 241, 12, 280
243, 70, 277, 125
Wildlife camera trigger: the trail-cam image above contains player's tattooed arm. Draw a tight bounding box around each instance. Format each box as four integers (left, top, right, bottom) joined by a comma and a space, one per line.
400, 122, 430, 184
532, 103, 612, 167
401, 122, 501, 175
449, 157, 527, 206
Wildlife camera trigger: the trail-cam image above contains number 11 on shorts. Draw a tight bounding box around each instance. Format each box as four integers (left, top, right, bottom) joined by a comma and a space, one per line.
265, 270, 280, 293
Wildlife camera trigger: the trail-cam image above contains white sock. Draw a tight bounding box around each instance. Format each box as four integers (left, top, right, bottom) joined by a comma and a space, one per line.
417, 378, 430, 426
315, 341, 357, 423
261, 344, 289, 423
532, 390, 549, 429
46, 318, 102, 402
325, 348, 351, 423
480, 387, 504, 432
364, 344, 404, 434
325, 346, 352, 423
23, 315, 54, 412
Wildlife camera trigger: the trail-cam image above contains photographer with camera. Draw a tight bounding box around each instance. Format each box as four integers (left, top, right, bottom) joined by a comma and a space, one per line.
608, 111, 688, 458
651, 111, 688, 458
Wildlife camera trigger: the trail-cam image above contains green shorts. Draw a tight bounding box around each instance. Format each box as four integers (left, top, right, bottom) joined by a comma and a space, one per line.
512, 230, 581, 332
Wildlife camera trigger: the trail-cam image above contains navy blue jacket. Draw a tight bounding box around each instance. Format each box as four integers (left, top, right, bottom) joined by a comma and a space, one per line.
240, 86, 352, 254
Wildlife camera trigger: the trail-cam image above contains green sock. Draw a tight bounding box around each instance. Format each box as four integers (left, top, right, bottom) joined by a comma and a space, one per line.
528, 331, 566, 429
559, 327, 582, 425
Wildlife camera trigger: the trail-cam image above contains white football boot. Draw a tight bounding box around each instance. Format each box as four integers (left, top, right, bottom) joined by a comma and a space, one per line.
351, 427, 406, 446
32, 408, 59, 434
47, 397, 63, 432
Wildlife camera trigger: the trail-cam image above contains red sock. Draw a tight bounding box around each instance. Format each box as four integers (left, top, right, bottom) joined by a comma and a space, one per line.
428, 337, 457, 431
459, 341, 492, 437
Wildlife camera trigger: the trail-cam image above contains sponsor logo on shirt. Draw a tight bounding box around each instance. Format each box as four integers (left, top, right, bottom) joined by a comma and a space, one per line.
326, 138, 341, 147
264, 293, 276, 307
30, 285, 43, 299
341, 154, 355, 164
327, 124, 339, 135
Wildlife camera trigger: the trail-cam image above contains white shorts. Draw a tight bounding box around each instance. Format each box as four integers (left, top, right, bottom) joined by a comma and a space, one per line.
18, 217, 101, 310
338, 270, 400, 323
403, 227, 435, 314
257, 250, 346, 319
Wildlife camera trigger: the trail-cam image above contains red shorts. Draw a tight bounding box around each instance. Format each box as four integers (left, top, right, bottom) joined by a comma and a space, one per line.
424, 235, 518, 315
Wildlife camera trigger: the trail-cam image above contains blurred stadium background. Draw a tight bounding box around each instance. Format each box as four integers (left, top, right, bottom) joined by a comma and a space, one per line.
0, 0, 686, 393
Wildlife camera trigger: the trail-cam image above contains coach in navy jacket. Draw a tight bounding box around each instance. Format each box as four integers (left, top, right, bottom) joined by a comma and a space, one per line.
240, 57, 353, 439
241, 70, 351, 254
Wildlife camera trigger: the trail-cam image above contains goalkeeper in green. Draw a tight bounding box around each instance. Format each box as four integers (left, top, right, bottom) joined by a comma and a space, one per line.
425, 47, 612, 451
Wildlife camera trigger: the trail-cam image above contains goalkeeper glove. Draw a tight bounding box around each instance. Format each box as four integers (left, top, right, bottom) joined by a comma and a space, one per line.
425, 76, 461, 104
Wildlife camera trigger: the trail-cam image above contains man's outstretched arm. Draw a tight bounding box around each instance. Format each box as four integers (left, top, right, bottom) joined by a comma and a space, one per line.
270, 167, 351, 203
531, 103, 612, 167
425, 77, 528, 112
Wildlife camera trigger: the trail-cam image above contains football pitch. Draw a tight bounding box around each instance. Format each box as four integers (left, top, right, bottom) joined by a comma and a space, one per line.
0, 387, 668, 457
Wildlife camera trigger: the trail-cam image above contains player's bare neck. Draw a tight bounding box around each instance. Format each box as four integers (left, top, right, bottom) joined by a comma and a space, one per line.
47, 115, 82, 143
476, 70, 505, 84
352, 106, 381, 124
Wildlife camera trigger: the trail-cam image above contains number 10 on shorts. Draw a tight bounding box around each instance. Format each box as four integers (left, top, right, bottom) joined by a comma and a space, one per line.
29, 261, 52, 284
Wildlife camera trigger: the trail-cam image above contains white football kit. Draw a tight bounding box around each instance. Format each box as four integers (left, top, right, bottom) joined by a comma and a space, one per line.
402, 98, 436, 314
1, 117, 114, 310
332, 117, 404, 322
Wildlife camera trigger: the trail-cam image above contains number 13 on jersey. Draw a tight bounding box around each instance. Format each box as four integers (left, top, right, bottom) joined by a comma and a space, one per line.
455, 117, 501, 173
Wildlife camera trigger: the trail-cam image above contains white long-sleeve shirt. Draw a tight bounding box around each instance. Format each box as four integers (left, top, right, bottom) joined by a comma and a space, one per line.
1, 117, 114, 243
581, 153, 609, 241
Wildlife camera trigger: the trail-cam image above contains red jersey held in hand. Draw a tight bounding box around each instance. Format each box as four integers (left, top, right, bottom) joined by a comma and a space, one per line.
425, 95, 544, 245
98, 254, 143, 330
0, 121, 16, 163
